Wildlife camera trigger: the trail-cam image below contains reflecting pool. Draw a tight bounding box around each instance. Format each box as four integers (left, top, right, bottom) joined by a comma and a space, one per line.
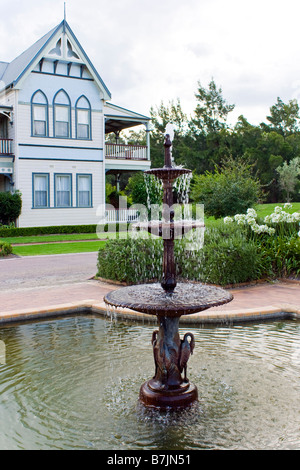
0, 315, 299, 450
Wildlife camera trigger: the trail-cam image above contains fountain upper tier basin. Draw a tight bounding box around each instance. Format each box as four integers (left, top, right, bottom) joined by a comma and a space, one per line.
104, 282, 233, 317
145, 167, 191, 182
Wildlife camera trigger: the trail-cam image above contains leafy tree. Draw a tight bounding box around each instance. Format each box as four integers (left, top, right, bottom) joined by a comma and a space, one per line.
191, 79, 235, 135
276, 157, 300, 202
266, 97, 300, 136
191, 156, 261, 218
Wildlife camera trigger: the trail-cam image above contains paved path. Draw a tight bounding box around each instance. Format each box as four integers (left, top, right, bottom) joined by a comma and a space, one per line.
0, 253, 299, 325
0, 252, 98, 291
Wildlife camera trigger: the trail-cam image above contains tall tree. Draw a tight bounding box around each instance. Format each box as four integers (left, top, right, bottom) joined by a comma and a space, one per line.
191, 79, 235, 135
266, 97, 300, 137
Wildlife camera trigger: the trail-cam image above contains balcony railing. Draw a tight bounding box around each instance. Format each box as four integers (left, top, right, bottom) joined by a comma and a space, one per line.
0, 139, 13, 155
105, 143, 147, 160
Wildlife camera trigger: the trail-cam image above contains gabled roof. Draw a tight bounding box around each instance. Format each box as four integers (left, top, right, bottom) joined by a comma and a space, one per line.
0, 20, 111, 100
0, 61, 9, 80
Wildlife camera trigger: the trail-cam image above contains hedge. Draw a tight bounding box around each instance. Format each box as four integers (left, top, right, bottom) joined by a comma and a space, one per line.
0, 224, 98, 238
0, 223, 131, 238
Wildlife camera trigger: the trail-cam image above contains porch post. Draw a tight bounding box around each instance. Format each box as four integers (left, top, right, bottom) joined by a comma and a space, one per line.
145, 122, 151, 161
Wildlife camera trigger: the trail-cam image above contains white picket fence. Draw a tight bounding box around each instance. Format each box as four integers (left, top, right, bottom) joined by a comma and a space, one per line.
105, 209, 140, 223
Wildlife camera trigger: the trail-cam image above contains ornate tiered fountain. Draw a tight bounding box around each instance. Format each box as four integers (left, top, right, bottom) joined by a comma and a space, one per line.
104, 132, 233, 409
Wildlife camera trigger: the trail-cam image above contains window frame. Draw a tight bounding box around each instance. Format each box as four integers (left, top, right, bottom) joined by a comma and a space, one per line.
53, 89, 72, 139
31, 90, 49, 137
32, 173, 50, 209
76, 173, 93, 208
54, 173, 73, 208
75, 95, 92, 140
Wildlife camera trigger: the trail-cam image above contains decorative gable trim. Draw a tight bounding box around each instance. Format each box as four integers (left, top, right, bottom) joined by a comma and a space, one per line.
4, 20, 111, 100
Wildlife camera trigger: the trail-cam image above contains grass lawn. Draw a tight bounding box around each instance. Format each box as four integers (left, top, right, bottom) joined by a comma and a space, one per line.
1, 233, 103, 245
6, 202, 300, 256
254, 202, 300, 219
12, 240, 107, 256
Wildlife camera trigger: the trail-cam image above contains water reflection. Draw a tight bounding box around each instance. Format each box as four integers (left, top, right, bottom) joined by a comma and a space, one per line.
0, 315, 299, 450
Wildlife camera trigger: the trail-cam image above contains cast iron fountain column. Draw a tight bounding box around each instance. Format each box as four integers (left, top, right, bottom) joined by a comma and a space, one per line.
104, 131, 234, 409
161, 136, 176, 294
139, 135, 198, 407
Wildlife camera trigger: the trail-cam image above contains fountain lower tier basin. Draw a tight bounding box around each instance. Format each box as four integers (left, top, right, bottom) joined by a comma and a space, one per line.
104, 282, 233, 317
140, 379, 198, 409
132, 221, 205, 238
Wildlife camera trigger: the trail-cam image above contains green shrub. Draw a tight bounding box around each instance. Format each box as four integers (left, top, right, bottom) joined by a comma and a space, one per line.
176, 223, 262, 285
0, 241, 13, 257
97, 224, 262, 286
0, 191, 22, 225
97, 237, 163, 284
256, 235, 300, 278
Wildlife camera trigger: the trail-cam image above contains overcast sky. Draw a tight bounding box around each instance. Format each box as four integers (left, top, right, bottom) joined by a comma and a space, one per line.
1, 0, 300, 126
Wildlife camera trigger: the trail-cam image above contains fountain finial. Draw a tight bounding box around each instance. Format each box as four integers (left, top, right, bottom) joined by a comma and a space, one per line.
164, 134, 172, 168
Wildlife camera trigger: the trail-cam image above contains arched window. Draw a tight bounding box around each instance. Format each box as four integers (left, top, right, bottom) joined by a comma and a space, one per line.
31, 90, 49, 137
53, 89, 71, 138
75, 96, 91, 140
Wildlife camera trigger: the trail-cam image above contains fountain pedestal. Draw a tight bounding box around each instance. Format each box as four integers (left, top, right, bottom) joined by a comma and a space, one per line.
104, 133, 233, 409
139, 316, 198, 408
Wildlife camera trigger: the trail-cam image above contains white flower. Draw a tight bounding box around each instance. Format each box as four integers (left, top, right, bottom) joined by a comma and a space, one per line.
246, 216, 257, 226
234, 214, 247, 224
264, 215, 271, 223
284, 202, 293, 210
274, 206, 283, 214
224, 216, 233, 224
270, 213, 281, 223
251, 223, 275, 235
292, 212, 300, 222
246, 208, 257, 218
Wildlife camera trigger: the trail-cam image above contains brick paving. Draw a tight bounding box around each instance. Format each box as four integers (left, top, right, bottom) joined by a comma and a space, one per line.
0, 253, 299, 324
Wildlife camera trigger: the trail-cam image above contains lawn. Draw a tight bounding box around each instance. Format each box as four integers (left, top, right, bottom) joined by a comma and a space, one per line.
2, 233, 102, 245
6, 202, 300, 257
12, 240, 107, 256
254, 202, 300, 219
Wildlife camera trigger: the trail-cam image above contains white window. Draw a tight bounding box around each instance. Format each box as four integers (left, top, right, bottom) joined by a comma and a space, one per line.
33, 174, 49, 208
53, 90, 71, 138
55, 174, 72, 207
55, 105, 70, 137
76, 96, 91, 139
31, 91, 48, 137
77, 174, 92, 207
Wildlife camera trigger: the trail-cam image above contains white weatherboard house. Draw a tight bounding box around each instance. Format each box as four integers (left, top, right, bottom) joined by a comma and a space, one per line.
0, 19, 151, 227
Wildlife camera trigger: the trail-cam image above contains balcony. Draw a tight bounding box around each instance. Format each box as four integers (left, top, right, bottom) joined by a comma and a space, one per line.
0, 139, 13, 155
105, 143, 148, 161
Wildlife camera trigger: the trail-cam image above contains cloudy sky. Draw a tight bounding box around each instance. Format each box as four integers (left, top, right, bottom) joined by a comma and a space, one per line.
1, 0, 300, 126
